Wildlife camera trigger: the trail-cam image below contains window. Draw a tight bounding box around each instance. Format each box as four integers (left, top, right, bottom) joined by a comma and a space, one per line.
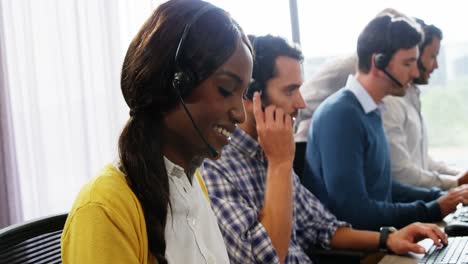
1, 0, 159, 221
297, 0, 468, 168
207, 0, 292, 40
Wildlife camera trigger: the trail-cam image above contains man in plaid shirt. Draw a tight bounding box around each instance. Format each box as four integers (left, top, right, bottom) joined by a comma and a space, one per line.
202, 34, 447, 264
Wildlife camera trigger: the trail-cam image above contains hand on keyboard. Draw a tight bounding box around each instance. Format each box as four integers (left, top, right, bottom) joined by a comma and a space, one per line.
456, 171, 468, 186
438, 185, 468, 218
388, 223, 448, 254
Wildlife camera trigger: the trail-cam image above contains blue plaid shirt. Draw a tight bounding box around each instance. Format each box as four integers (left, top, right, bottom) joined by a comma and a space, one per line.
202, 127, 350, 264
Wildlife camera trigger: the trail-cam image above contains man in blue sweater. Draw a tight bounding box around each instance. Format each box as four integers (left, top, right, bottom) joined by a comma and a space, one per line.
303, 14, 468, 231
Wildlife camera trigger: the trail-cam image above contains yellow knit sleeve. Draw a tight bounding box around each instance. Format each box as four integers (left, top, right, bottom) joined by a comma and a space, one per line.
62, 204, 146, 264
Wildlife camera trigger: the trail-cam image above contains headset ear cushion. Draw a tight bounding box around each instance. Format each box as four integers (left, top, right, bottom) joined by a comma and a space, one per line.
374, 53, 389, 70
244, 80, 262, 100
173, 70, 196, 97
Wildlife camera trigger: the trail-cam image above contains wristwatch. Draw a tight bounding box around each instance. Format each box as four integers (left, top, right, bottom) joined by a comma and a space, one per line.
379, 226, 397, 251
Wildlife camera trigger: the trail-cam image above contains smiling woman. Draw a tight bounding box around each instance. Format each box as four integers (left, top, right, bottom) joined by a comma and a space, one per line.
60, 0, 253, 263
162, 44, 251, 164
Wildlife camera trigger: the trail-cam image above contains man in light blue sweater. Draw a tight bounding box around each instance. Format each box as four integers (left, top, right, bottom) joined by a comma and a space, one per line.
303, 14, 468, 231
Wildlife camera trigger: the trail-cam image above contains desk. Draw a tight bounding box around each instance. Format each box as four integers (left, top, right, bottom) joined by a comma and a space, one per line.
378, 238, 434, 264
308, 240, 430, 264
310, 221, 448, 263
308, 238, 435, 263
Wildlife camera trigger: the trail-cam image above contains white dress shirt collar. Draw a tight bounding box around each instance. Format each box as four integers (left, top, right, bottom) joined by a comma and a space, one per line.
164, 156, 186, 179
346, 75, 386, 114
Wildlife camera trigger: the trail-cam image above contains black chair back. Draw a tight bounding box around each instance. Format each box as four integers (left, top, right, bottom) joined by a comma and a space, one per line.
0, 213, 68, 264
294, 142, 307, 181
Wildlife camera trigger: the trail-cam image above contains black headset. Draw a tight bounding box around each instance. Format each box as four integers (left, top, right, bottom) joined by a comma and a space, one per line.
414, 18, 429, 78
171, 4, 219, 158
373, 17, 394, 70
373, 18, 404, 88
374, 53, 391, 70
244, 36, 263, 100
172, 4, 216, 98
244, 36, 270, 110
374, 53, 404, 88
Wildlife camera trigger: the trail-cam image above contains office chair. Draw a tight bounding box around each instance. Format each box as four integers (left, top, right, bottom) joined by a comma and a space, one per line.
293, 141, 307, 181
0, 213, 68, 264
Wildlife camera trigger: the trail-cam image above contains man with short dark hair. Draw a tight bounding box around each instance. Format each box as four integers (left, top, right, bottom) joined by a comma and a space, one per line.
382, 19, 468, 190
202, 34, 447, 264
303, 15, 468, 231
293, 9, 405, 179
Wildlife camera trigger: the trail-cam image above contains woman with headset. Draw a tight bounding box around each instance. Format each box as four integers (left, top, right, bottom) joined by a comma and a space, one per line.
61, 0, 253, 263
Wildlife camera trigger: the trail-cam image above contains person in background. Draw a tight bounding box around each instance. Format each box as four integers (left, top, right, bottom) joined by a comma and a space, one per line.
293, 8, 404, 178
202, 34, 447, 264
61, 0, 253, 263
303, 14, 468, 231
382, 19, 468, 190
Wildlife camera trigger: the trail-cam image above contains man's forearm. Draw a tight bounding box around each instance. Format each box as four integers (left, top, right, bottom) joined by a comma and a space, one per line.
261, 161, 294, 263
330, 227, 379, 251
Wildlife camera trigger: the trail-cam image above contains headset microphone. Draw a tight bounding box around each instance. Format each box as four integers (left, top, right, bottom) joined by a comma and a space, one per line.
374, 53, 404, 88
173, 88, 219, 158
171, 4, 219, 159
381, 68, 403, 88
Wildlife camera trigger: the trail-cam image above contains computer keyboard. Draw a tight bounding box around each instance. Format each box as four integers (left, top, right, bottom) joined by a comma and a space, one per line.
418, 237, 468, 264
445, 205, 468, 224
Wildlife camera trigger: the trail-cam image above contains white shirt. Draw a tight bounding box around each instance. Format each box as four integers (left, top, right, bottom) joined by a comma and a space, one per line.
163, 157, 230, 264
382, 85, 460, 190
